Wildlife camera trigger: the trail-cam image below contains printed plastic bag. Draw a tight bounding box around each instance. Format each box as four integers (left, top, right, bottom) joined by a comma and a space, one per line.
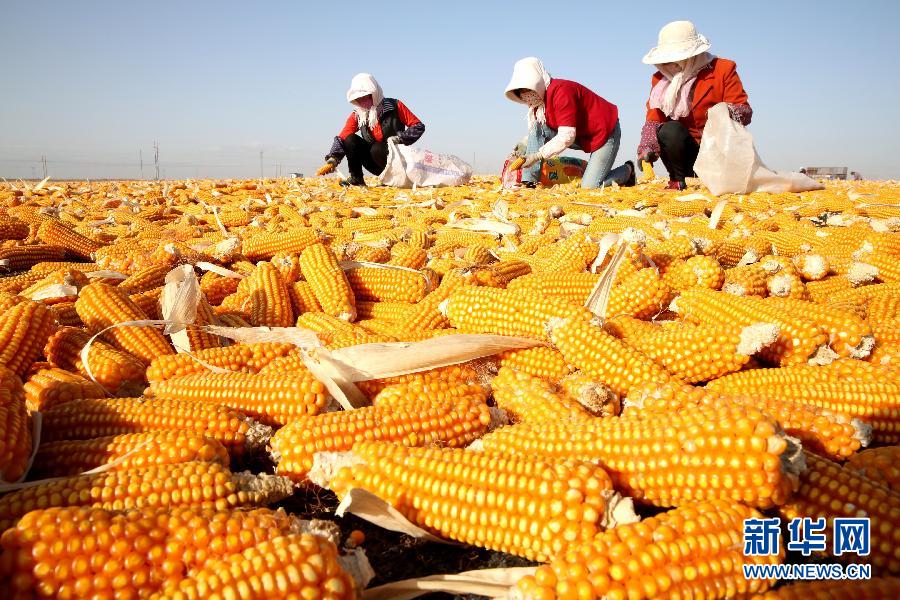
379, 138, 472, 188
500, 155, 587, 189
694, 103, 823, 195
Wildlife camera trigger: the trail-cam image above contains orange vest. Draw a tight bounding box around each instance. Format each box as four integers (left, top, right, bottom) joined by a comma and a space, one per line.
645, 58, 750, 143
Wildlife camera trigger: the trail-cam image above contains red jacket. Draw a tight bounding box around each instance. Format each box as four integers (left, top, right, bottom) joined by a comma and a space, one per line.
645, 58, 750, 143
337, 99, 422, 143
545, 79, 619, 153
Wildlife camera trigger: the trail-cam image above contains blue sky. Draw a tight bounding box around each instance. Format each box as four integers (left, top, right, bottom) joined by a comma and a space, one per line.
1, 1, 897, 180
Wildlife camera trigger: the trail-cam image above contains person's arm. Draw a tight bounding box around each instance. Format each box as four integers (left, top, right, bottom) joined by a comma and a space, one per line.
722, 62, 753, 126
537, 88, 579, 159
326, 113, 360, 163
394, 100, 425, 145
638, 74, 666, 161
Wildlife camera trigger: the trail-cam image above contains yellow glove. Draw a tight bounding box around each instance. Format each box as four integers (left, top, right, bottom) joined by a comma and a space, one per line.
508, 156, 526, 171
640, 160, 655, 180
316, 160, 336, 176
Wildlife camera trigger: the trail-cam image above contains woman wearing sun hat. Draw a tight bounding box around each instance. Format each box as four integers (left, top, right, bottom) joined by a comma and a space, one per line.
637, 21, 752, 190
317, 73, 425, 187
504, 57, 636, 189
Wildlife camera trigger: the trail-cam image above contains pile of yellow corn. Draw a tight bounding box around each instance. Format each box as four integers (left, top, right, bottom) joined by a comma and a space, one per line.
0, 175, 898, 598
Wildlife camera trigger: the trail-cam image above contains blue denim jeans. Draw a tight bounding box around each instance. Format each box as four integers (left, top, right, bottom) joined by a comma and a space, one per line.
524, 120, 623, 189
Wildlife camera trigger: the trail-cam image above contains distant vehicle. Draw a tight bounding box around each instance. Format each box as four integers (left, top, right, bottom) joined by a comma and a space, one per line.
290, 172, 304, 178
802, 167, 848, 180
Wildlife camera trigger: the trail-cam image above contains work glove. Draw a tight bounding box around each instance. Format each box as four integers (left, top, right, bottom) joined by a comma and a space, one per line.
387, 135, 403, 145
638, 151, 658, 164
507, 155, 526, 171
316, 158, 337, 176
520, 152, 542, 169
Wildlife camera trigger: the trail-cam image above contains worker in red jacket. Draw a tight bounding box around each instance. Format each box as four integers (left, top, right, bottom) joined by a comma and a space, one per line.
637, 21, 752, 190
505, 57, 635, 189
317, 73, 425, 186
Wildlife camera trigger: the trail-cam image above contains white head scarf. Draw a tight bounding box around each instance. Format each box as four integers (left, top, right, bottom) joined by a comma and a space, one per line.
346, 73, 385, 130
650, 52, 714, 118
504, 57, 553, 126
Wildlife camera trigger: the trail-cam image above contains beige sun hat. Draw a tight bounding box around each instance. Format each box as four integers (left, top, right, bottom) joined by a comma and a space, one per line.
642, 21, 711, 64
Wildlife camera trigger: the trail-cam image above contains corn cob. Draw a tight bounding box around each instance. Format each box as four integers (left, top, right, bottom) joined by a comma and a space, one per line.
724, 263, 770, 296
763, 297, 875, 357
30, 430, 229, 478
0, 506, 333, 599
345, 265, 429, 303
608, 316, 779, 383
76, 282, 174, 364
444, 287, 593, 341
128, 285, 163, 319
492, 367, 592, 424
43, 326, 146, 395
0, 299, 57, 380
827, 282, 900, 307
388, 242, 428, 269
118, 263, 171, 294
778, 452, 900, 574
300, 243, 356, 320
535, 233, 599, 273
607, 268, 672, 319
148, 370, 329, 426
371, 375, 488, 408
507, 272, 599, 303
630, 380, 868, 461
272, 396, 490, 481
846, 446, 900, 493
146, 343, 296, 383
270, 251, 304, 282
156, 533, 355, 600
470, 259, 533, 288
241, 228, 323, 261
0, 461, 294, 532
707, 380, 900, 444
661, 254, 725, 291
398, 268, 475, 331
497, 346, 575, 382
0, 245, 67, 271
476, 399, 802, 508
40, 397, 271, 458
673, 288, 829, 365
759, 578, 900, 600
548, 317, 674, 397
557, 371, 620, 417
794, 253, 830, 281
350, 243, 391, 263
514, 500, 781, 600
199, 270, 241, 305
37, 218, 103, 260
0, 271, 44, 293
0, 366, 32, 483
243, 261, 293, 327
355, 363, 480, 399
867, 293, 900, 325
806, 276, 855, 303
23, 366, 106, 411
326, 441, 631, 562
286, 280, 322, 317
0, 217, 29, 240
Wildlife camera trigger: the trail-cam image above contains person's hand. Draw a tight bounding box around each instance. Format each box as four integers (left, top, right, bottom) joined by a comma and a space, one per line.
508, 155, 526, 171
520, 152, 542, 169
316, 159, 337, 176
638, 151, 658, 164
388, 135, 402, 145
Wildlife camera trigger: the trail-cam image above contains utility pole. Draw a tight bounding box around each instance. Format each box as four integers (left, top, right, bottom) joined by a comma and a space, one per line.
30, 166, 36, 179
259, 150, 264, 180
139, 149, 144, 180
154, 141, 160, 180
41, 155, 48, 178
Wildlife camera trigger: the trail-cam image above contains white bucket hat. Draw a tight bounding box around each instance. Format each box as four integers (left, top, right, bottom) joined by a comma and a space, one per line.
642, 21, 711, 64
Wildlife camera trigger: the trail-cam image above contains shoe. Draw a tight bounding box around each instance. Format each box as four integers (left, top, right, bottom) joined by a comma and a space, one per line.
340, 175, 366, 187
622, 161, 636, 187
666, 179, 686, 191
521, 181, 537, 189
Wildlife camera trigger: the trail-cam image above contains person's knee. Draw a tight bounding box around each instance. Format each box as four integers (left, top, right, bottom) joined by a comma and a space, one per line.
343, 134, 365, 155
371, 142, 389, 168
657, 121, 689, 146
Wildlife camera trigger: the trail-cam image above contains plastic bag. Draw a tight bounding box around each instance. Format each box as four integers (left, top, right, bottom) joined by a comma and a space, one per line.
500, 155, 587, 189
694, 103, 823, 195
379, 138, 472, 188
